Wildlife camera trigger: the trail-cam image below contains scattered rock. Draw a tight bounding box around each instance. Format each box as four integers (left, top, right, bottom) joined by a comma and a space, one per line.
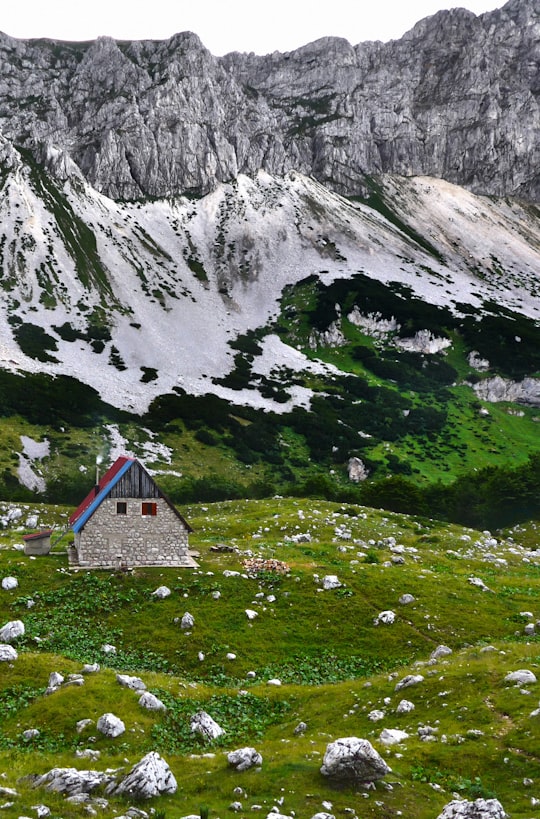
368, 710, 385, 722
0, 644, 18, 661
117, 674, 147, 691
101, 643, 116, 654
294, 721, 307, 734
227, 747, 263, 771
431, 645, 453, 660
210, 543, 234, 552
81, 663, 100, 674
379, 728, 409, 746
190, 711, 224, 740
396, 700, 415, 714
436, 797, 508, 818
107, 751, 177, 798
322, 575, 342, 590
468, 577, 491, 592
22, 728, 40, 741
504, 669, 537, 685
374, 610, 395, 626
76, 719, 93, 733
0, 619, 24, 642
347, 457, 369, 482
395, 674, 424, 691
31, 767, 112, 796
96, 713, 125, 738
1, 576, 18, 590
320, 737, 391, 783
245, 609, 258, 620
398, 594, 415, 605
243, 558, 290, 575
47, 672, 64, 692
267, 678, 282, 686
181, 612, 195, 629
139, 692, 167, 711
152, 586, 171, 599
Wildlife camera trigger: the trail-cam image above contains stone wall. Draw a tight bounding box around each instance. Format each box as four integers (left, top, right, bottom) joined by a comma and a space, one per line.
70, 497, 197, 569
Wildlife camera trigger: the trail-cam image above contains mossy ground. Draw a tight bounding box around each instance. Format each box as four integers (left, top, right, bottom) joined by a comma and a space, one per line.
0, 499, 539, 818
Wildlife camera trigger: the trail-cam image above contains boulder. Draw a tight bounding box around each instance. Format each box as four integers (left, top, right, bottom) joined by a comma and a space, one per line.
190, 711, 224, 740
227, 747, 263, 771
116, 674, 147, 691
374, 610, 395, 626
379, 728, 409, 745
108, 751, 177, 798
320, 737, 391, 783
504, 669, 537, 685
96, 713, 125, 738
348, 457, 369, 482
395, 674, 424, 691
1, 576, 18, 590
47, 671, 64, 691
322, 575, 342, 590
431, 645, 453, 660
436, 798, 508, 818
152, 586, 171, 599
181, 612, 194, 629
396, 699, 415, 714
0, 619, 24, 642
139, 692, 167, 711
31, 767, 112, 796
0, 644, 18, 661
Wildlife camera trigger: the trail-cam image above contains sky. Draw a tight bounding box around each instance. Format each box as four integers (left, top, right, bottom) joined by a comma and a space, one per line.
0, 0, 507, 55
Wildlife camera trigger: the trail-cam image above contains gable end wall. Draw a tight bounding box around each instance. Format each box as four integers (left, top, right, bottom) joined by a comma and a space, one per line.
72, 497, 194, 569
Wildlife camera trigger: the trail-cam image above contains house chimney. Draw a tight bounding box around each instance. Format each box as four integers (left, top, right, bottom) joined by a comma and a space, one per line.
95, 455, 103, 495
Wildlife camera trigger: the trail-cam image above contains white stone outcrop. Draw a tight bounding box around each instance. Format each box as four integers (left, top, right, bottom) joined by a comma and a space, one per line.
320, 737, 390, 782
96, 713, 125, 738
0, 644, 17, 661
0, 620, 24, 642
190, 711, 224, 740
436, 798, 508, 819
227, 747, 263, 771
108, 751, 177, 798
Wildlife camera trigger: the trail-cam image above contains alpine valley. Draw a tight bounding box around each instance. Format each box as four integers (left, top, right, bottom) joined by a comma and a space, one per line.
0, 0, 538, 518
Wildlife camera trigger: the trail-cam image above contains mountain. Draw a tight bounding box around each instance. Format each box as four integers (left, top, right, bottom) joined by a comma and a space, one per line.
0, 0, 537, 201
0, 0, 538, 507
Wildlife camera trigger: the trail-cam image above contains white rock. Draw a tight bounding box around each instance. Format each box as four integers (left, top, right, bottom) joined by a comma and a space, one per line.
226, 652, 237, 660
0, 644, 18, 661
431, 645, 453, 660
245, 609, 258, 620
1, 576, 18, 590
379, 728, 409, 745
190, 711, 224, 739
101, 643, 116, 654
322, 575, 342, 590
139, 692, 167, 711
368, 710, 385, 722
152, 585, 171, 599
468, 576, 491, 592
108, 751, 177, 798
436, 797, 508, 818
181, 611, 195, 629
0, 619, 24, 642
396, 699, 415, 714
505, 669, 537, 685
96, 713, 125, 738
48, 671, 64, 689
81, 663, 100, 674
395, 674, 424, 691
116, 674, 146, 691
267, 678, 282, 686
399, 593, 415, 605
320, 736, 390, 782
374, 610, 395, 625
227, 747, 263, 771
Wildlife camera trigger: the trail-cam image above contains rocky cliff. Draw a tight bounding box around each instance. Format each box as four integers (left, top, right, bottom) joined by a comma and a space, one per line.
0, 0, 537, 201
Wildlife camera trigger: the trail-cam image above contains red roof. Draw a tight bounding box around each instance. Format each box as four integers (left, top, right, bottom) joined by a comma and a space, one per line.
23, 529, 53, 541
69, 456, 135, 526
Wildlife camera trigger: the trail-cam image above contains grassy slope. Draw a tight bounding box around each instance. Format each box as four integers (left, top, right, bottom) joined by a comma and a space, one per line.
0, 499, 539, 818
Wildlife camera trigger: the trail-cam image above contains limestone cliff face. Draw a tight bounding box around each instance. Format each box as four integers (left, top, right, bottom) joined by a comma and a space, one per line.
0, 0, 537, 201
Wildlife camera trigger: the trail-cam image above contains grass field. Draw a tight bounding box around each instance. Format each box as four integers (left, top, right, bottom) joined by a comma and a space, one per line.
0, 498, 539, 818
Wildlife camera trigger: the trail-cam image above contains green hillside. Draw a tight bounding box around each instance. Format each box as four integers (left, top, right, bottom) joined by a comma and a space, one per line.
0, 499, 539, 818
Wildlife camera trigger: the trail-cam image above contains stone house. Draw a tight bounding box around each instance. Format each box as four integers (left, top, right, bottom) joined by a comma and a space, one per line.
68, 456, 197, 569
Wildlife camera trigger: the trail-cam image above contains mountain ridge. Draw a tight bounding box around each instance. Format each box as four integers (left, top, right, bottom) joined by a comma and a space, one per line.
0, 0, 537, 200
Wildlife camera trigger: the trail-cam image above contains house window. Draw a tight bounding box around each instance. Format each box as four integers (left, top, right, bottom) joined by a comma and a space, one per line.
142, 502, 157, 517
116, 502, 127, 515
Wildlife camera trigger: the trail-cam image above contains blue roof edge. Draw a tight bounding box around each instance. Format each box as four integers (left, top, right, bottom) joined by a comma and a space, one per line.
72, 459, 134, 533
